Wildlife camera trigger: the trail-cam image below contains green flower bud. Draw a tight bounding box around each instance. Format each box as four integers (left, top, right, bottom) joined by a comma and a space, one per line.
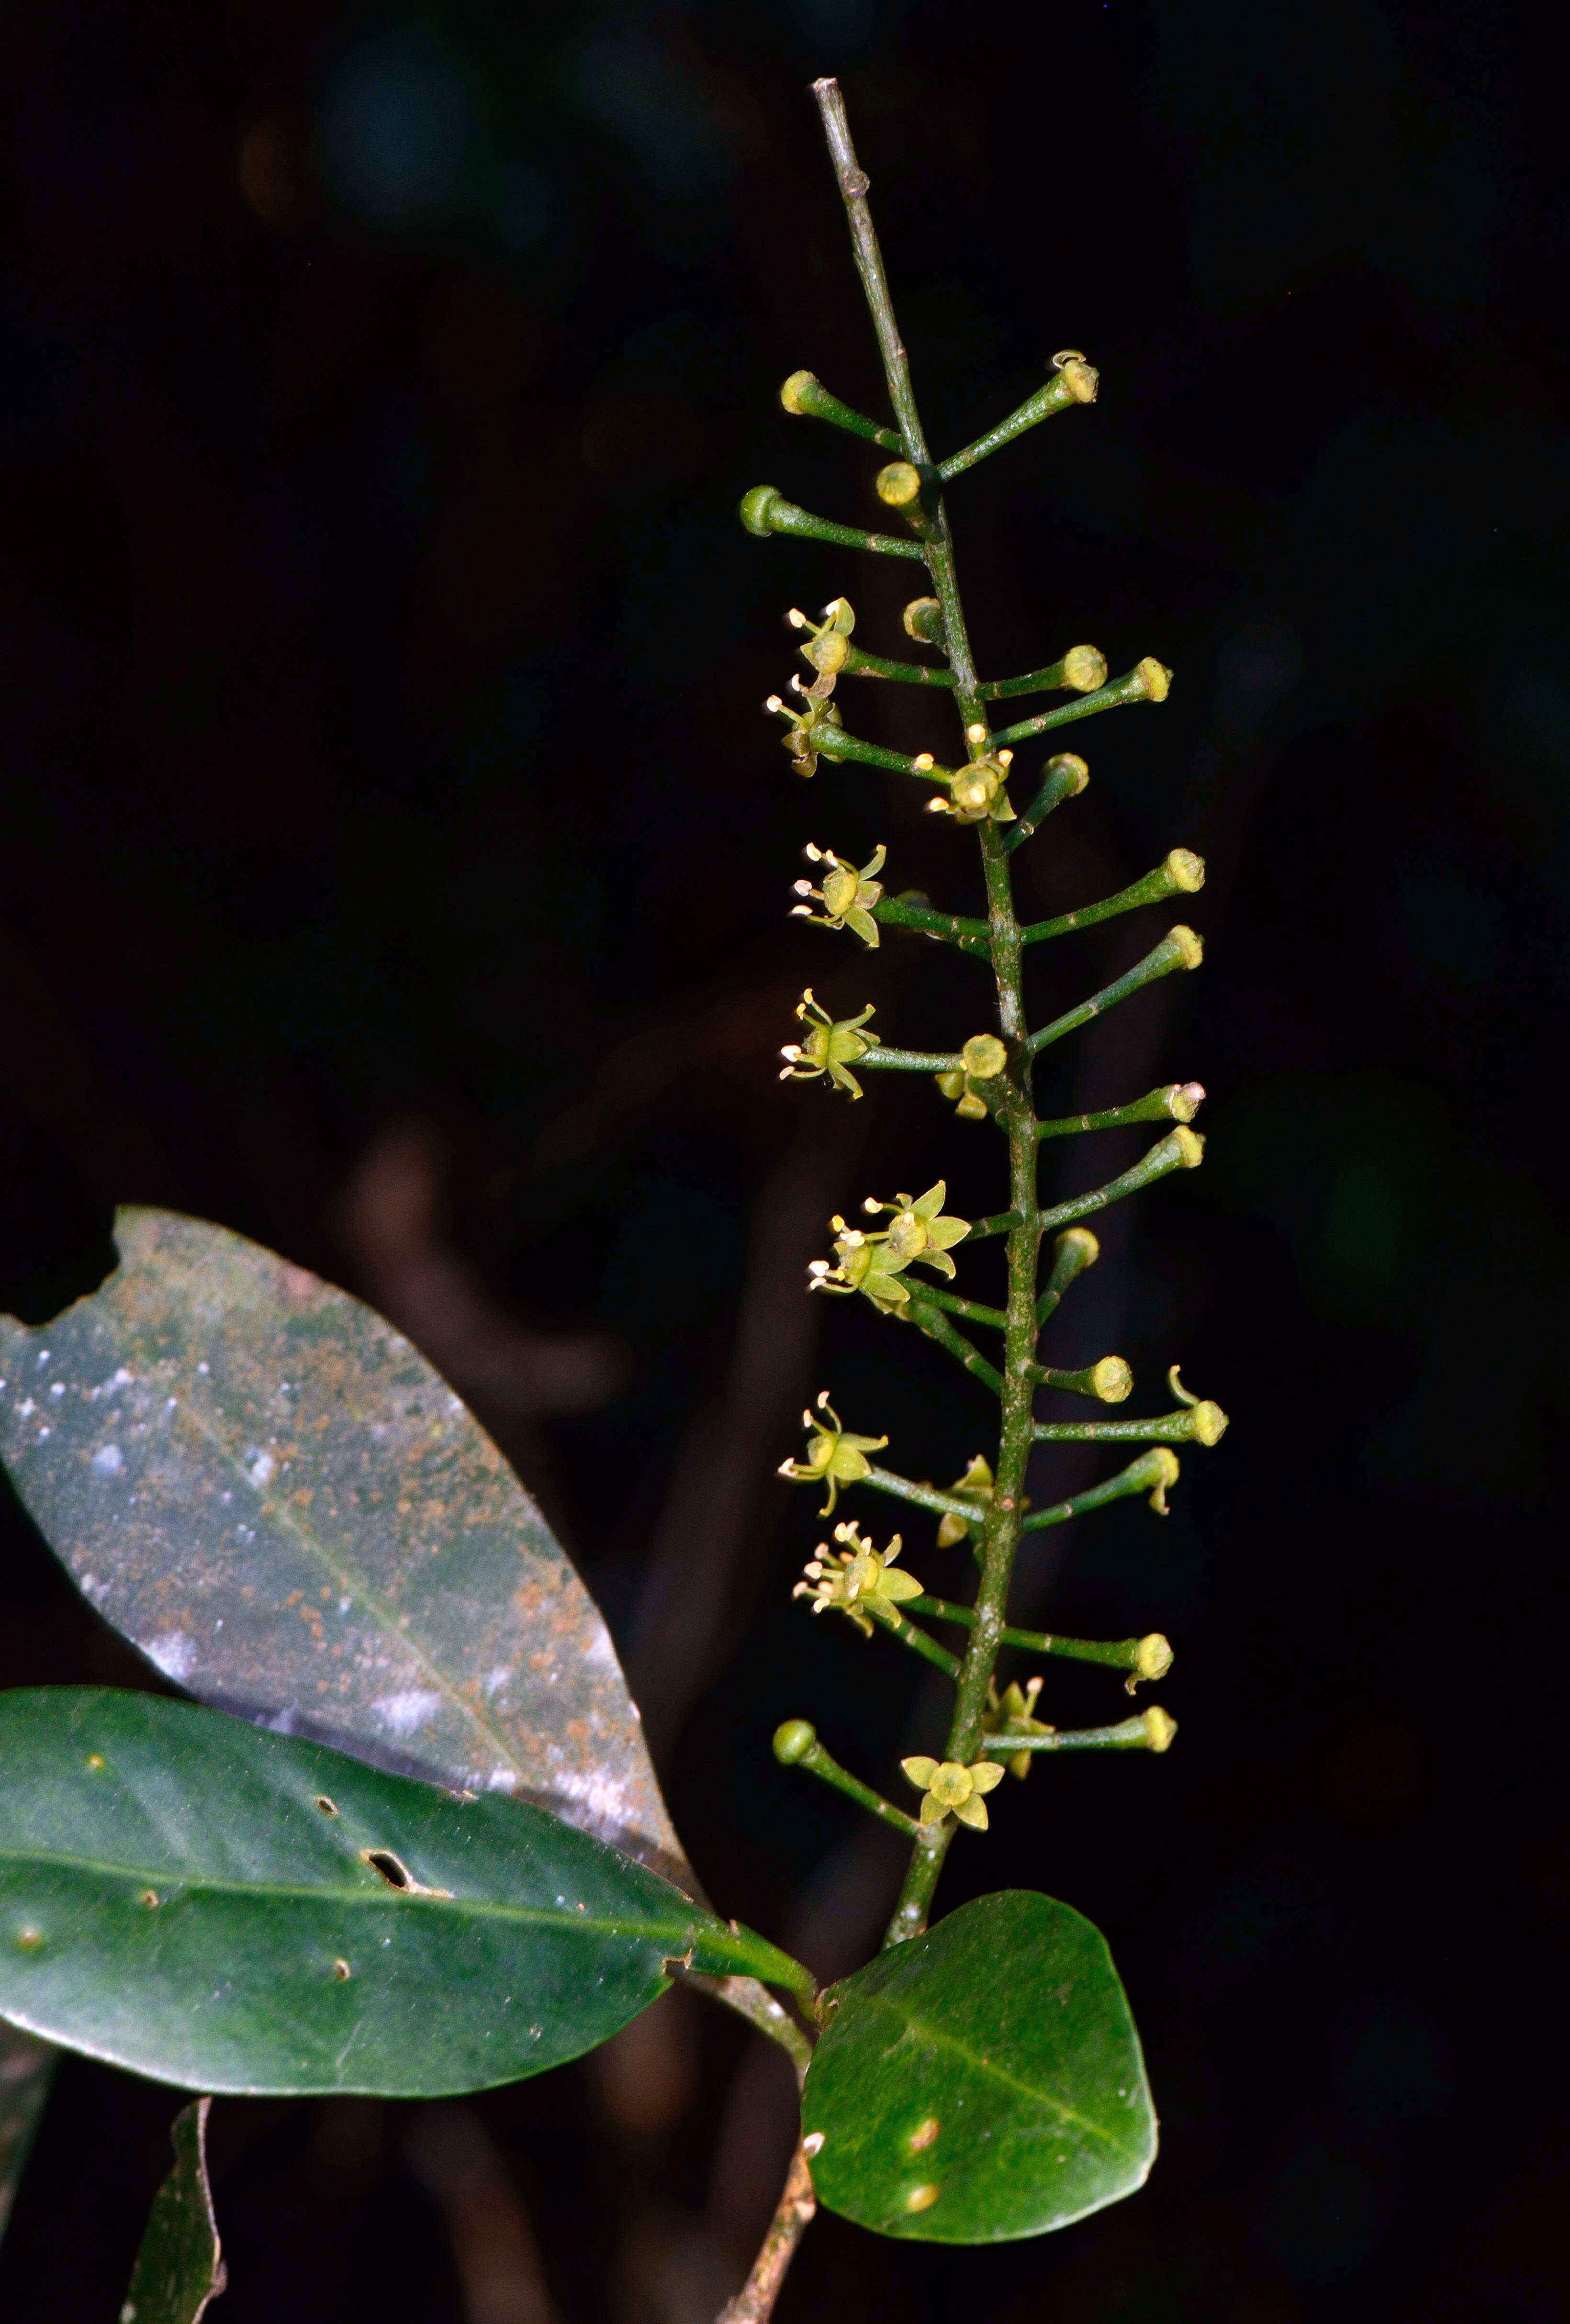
1134, 655, 1173, 702
1142, 1706, 1178, 1752
933, 1033, 1009, 1121
1088, 1355, 1133, 1403
1165, 847, 1205, 893
773, 1717, 818, 1763
962, 1034, 1008, 1080
1168, 924, 1204, 972
902, 597, 944, 645
1133, 1633, 1174, 1683
1062, 645, 1108, 693
779, 370, 819, 415
740, 484, 785, 536
875, 460, 922, 507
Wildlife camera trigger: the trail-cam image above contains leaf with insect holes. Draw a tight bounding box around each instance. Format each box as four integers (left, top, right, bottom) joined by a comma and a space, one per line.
0, 1689, 809, 2098
801, 1890, 1155, 2243
0, 1207, 681, 1879
1, 2018, 55, 2248
120, 2098, 226, 2324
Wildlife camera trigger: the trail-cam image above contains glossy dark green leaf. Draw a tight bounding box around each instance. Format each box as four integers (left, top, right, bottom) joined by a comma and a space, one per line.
120, 2098, 226, 2324
0, 2019, 55, 2246
0, 1208, 681, 1877
0, 1689, 808, 2097
801, 1890, 1155, 2243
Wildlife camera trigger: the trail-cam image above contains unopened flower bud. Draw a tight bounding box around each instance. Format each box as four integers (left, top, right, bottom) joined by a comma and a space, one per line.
779, 370, 819, 415
1135, 656, 1172, 702
1051, 349, 1099, 403
1061, 645, 1108, 693
1089, 1355, 1133, 1403
1134, 1633, 1174, 1682
1050, 752, 1090, 796
961, 1034, 1007, 1081
1187, 1399, 1227, 1445
773, 1718, 818, 1764
1168, 1082, 1205, 1123
1168, 925, 1204, 972
1164, 847, 1205, 894
740, 485, 785, 536
1173, 1125, 1205, 1167
875, 461, 922, 507
902, 597, 944, 645
1142, 1706, 1178, 1752
965, 723, 988, 746
1058, 1226, 1099, 1270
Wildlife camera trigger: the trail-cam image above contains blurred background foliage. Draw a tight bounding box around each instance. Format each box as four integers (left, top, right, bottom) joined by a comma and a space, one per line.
1, 0, 1565, 2318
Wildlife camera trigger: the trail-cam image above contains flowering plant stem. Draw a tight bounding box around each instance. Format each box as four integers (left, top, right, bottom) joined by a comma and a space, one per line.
812, 76, 1051, 1944
726, 75, 1226, 2317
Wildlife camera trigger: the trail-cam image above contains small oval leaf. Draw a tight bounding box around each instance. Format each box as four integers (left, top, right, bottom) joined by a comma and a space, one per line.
0, 1690, 807, 2097
801, 1890, 1155, 2243
120, 2097, 226, 2324
0, 1208, 679, 1874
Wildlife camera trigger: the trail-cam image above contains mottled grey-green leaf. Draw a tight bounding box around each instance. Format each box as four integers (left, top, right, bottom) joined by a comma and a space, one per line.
0, 1689, 809, 2097
0, 2018, 55, 2247
120, 2098, 225, 2324
801, 1890, 1156, 2243
0, 1208, 679, 1875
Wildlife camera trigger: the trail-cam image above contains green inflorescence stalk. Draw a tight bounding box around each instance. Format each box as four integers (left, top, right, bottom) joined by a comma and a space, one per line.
751, 80, 1226, 1959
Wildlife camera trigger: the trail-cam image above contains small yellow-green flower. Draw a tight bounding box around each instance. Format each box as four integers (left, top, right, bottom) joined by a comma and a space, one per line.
793, 1520, 924, 1637
935, 1451, 994, 1548
865, 1183, 969, 1277
808, 1181, 970, 1313
981, 1676, 1055, 1780
777, 1391, 889, 1515
779, 990, 881, 1099
900, 1754, 1006, 1830
789, 595, 855, 675
928, 751, 1016, 827
765, 679, 843, 780
791, 842, 886, 948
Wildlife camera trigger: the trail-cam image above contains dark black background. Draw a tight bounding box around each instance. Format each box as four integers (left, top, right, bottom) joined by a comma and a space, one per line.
3, 1, 1566, 2319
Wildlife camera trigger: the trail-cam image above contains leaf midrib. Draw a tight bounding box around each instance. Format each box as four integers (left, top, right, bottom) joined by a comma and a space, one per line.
167, 1342, 537, 1785
0, 1840, 704, 1945
850, 1989, 1132, 2150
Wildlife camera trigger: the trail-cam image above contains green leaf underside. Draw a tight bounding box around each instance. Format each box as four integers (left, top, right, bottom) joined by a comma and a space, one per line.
0, 2018, 56, 2246
801, 1892, 1155, 2243
121, 2097, 225, 2324
0, 1691, 805, 2098
0, 1208, 681, 1876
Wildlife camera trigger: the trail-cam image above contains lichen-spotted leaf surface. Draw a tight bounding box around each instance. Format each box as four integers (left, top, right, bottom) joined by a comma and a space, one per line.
0, 2019, 55, 2246
0, 1208, 680, 1874
0, 1690, 806, 2096
120, 2098, 226, 2324
801, 1891, 1155, 2243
